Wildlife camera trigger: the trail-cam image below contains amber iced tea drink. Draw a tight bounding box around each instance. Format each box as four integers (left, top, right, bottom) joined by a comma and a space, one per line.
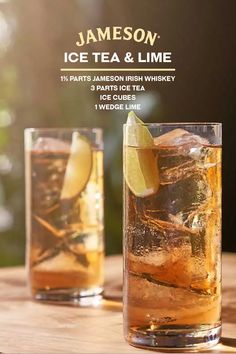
25, 128, 104, 302
123, 113, 222, 350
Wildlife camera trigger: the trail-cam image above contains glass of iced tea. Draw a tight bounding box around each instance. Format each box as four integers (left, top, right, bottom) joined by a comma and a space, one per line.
25, 128, 104, 303
123, 112, 222, 350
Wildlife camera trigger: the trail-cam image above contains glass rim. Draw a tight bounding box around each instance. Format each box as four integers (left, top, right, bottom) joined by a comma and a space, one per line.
123, 122, 222, 127
24, 127, 103, 133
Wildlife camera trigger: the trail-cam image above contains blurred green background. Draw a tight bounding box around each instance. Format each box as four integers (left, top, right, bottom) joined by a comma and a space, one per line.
0, 0, 235, 266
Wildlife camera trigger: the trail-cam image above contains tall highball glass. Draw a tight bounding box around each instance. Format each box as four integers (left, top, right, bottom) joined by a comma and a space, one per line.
123, 122, 222, 350
25, 128, 104, 303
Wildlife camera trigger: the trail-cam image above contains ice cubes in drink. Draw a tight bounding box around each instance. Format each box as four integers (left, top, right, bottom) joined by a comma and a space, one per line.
126, 128, 220, 296
27, 134, 104, 294
33, 136, 70, 151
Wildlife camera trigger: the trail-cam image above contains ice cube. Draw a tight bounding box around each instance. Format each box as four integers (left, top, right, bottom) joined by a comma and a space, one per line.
154, 128, 208, 147
33, 137, 70, 152
127, 273, 216, 324
154, 129, 210, 187
154, 129, 189, 146
33, 251, 89, 272
141, 174, 209, 222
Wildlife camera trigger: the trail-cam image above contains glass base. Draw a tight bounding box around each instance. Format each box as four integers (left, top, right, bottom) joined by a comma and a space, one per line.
33, 286, 103, 306
126, 325, 221, 351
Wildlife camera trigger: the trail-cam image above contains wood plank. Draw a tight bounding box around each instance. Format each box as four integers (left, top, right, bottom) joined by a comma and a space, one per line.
0, 254, 234, 353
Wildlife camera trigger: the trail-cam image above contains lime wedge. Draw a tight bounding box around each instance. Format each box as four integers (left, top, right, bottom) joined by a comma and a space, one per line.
124, 111, 153, 147
61, 133, 92, 200
124, 112, 160, 197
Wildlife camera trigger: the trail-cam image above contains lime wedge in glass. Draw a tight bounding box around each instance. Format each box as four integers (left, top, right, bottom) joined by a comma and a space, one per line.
61, 133, 92, 200
124, 111, 160, 197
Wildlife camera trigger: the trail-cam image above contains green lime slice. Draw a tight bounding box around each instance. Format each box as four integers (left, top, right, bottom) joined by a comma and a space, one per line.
124, 112, 160, 197
61, 133, 92, 200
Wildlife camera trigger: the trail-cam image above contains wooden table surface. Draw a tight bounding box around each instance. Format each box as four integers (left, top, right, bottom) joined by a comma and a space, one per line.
0, 254, 235, 354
